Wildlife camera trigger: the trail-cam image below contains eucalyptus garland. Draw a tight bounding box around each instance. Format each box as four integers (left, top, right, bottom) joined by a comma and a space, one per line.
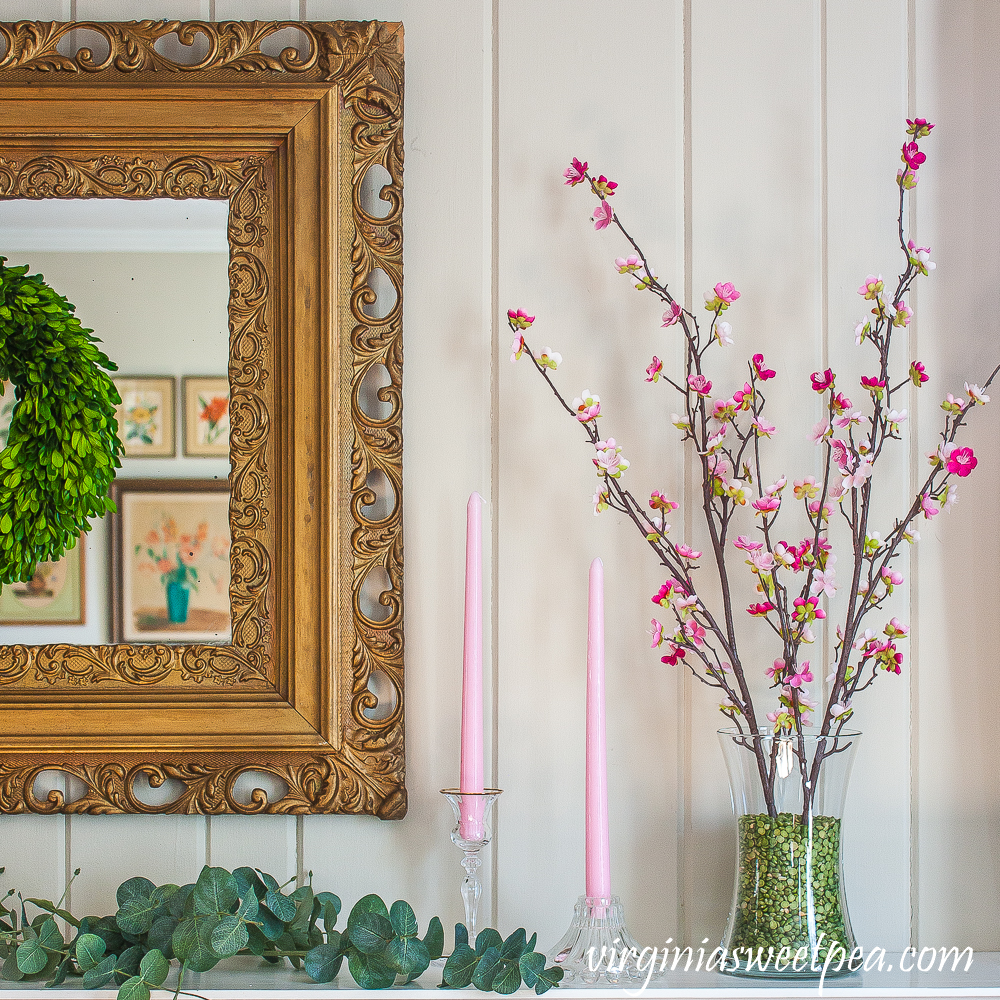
0, 866, 563, 996
0, 256, 123, 585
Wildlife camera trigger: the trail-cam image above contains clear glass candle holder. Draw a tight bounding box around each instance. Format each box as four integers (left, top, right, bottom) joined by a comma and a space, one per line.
547, 894, 645, 985
440, 788, 502, 945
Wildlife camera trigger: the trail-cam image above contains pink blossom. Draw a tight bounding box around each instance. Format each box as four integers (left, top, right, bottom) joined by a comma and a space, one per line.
808, 500, 832, 519
593, 438, 629, 478
705, 425, 728, 453
831, 701, 853, 719
811, 368, 835, 392
714, 320, 734, 346
855, 319, 870, 345
593, 174, 618, 197
662, 301, 682, 327
652, 579, 685, 606
573, 389, 601, 422
648, 619, 664, 648
645, 356, 663, 383
834, 409, 869, 430
684, 621, 706, 646
752, 353, 776, 380
688, 374, 712, 396
792, 596, 825, 622
748, 548, 775, 572
885, 617, 909, 638
563, 157, 588, 186
902, 141, 926, 170
650, 491, 680, 512
734, 535, 763, 552
753, 416, 776, 438
858, 275, 884, 300
752, 495, 780, 515
748, 602, 774, 617
661, 644, 686, 666
733, 382, 754, 409
943, 484, 960, 511
766, 659, 785, 679
893, 300, 913, 326
507, 307, 534, 329
811, 420, 830, 444
711, 398, 736, 423
832, 392, 853, 414
964, 382, 990, 405
942, 393, 967, 414
765, 476, 787, 495
788, 663, 814, 688
715, 282, 740, 304
592, 200, 613, 230
593, 487, 610, 515
897, 167, 919, 190
810, 566, 837, 598
615, 254, 642, 274
830, 438, 853, 473
906, 118, 935, 137
908, 240, 936, 274
675, 543, 702, 560
946, 446, 977, 477
861, 375, 887, 392
881, 566, 904, 588
920, 494, 939, 519
842, 461, 874, 492
793, 477, 818, 500
510, 334, 525, 362
536, 346, 561, 371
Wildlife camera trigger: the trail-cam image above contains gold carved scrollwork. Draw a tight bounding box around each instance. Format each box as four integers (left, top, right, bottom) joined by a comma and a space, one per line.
0, 19, 405, 816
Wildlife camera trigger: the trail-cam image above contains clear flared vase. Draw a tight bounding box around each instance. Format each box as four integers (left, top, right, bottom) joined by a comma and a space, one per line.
718, 728, 861, 979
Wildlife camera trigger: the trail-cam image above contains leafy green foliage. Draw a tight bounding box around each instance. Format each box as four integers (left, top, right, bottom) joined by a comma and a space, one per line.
443, 924, 563, 995
0, 257, 123, 585
0, 869, 561, 996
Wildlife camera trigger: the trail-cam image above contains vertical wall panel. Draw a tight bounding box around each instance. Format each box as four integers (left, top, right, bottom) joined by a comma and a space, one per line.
686, 0, 823, 946
914, 0, 1000, 950
498, 0, 684, 949
826, 0, 911, 951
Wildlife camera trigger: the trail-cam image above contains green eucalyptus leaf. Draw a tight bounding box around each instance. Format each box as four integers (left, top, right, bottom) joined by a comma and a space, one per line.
210, 915, 249, 958
255, 870, 280, 892
255, 905, 285, 942
388, 899, 418, 939
322, 901, 339, 936
117, 974, 151, 1000
236, 892, 259, 922
499, 928, 526, 961
117, 896, 161, 936
423, 916, 444, 961
233, 868, 266, 901
524, 932, 537, 957
533, 964, 565, 994
304, 942, 343, 984
518, 951, 544, 989
138, 948, 169, 986
245, 925, 270, 957
471, 945, 502, 991
386, 934, 428, 978
348, 911, 393, 955
75, 932, 107, 971
193, 867, 239, 915
116, 877, 156, 911
166, 885, 194, 920
1, 952, 25, 982
347, 949, 396, 990
48, 956, 71, 987
315, 891, 341, 918
442, 943, 478, 988
492, 959, 522, 995
475, 928, 503, 956
263, 889, 296, 923
113, 944, 142, 985
349, 894, 389, 922
147, 915, 177, 960
82, 954, 117, 989
14, 938, 46, 975
454, 923, 469, 950
171, 917, 220, 973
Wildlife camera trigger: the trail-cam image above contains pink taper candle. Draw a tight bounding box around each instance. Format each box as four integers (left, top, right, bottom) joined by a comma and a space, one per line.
586, 556, 612, 898
459, 493, 485, 838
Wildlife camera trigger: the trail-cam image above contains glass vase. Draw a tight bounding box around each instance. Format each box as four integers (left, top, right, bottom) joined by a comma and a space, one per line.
718, 728, 860, 979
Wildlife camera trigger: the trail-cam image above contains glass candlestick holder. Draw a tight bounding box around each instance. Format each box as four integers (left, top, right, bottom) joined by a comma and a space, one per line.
547, 894, 645, 985
440, 788, 502, 945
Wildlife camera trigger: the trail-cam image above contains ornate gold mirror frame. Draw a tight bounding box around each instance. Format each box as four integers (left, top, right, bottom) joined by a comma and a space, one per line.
0, 20, 405, 817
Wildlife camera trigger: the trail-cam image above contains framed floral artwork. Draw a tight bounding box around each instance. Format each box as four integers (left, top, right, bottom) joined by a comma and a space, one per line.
113, 376, 176, 458
0, 535, 85, 625
183, 376, 230, 458
110, 479, 231, 644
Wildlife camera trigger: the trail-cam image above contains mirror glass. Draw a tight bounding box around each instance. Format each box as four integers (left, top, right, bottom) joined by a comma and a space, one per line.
0, 198, 231, 646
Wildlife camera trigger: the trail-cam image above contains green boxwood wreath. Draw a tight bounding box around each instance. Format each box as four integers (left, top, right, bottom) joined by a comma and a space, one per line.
0, 256, 123, 586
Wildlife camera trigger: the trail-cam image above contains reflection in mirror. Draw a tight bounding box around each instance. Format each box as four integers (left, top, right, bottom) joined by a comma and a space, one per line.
0, 198, 231, 647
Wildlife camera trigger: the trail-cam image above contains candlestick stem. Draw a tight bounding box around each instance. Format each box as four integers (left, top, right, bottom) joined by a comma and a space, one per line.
460, 852, 484, 943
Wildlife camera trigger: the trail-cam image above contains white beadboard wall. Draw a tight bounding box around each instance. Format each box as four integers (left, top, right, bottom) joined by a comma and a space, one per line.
0, 0, 997, 955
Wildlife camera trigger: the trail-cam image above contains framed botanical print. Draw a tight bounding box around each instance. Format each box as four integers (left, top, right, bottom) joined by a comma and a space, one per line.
113, 376, 177, 458
182, 376, 230, 457
0, 535, 85, 625
110, 479, 231, 644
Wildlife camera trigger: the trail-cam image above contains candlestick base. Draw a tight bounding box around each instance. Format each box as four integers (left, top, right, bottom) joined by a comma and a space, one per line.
440, 788, 502, 946
547, 895, 646, 985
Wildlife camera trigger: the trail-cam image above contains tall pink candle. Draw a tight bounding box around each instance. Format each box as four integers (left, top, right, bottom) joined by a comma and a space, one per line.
585, 556, 611, 899
460, 493, 484, 838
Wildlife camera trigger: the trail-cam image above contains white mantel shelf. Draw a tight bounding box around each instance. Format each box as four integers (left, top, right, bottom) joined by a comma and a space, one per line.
0, 955, 997, 1000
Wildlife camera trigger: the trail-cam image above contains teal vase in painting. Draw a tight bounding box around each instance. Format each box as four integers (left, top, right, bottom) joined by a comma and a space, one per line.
166, 579, 190, 624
